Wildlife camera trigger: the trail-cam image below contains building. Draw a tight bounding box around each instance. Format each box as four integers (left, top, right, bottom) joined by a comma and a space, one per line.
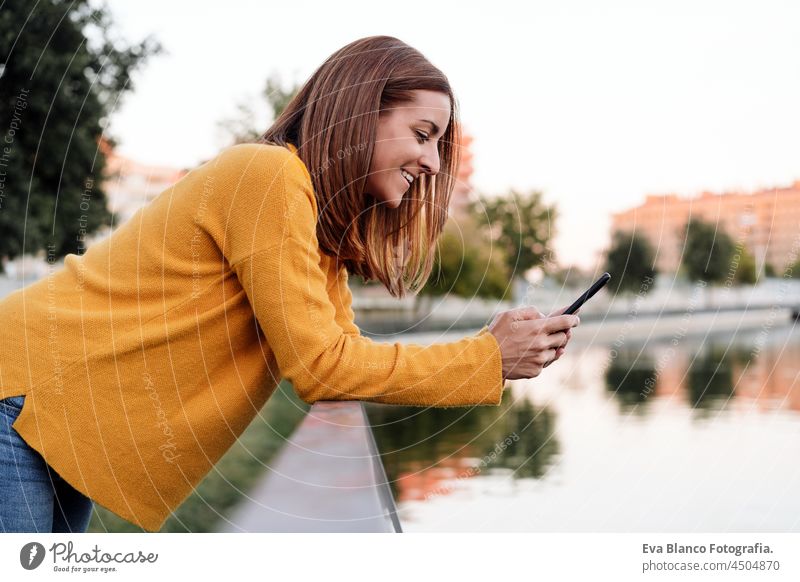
610, 180, 800, 275
101, 139, 188, 227
448, 130, 475, 219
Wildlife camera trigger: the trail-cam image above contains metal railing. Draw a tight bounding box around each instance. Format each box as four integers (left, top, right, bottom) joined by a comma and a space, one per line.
222, 401, 402, 533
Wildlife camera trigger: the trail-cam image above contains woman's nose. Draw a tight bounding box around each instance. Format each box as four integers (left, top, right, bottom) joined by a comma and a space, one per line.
419, 147, 440, 176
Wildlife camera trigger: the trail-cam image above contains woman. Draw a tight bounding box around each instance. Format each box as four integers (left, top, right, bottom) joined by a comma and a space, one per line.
0, 35, 579, 533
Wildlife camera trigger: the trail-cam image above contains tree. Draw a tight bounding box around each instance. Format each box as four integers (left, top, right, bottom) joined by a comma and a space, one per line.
0, 0, 161, 270
680, 218, 735, 284
784, 258, 800, 279
604, 231, 657, 294
418, 217, 511, 304
468, 189, 557, 283
217, 72, 299, 145
734, 246, 758, 285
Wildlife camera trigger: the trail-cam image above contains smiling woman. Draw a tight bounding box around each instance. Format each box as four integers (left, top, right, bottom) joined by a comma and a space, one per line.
258, 35, 463, 298
365, 90, 449, 211
0, 34, 577, 534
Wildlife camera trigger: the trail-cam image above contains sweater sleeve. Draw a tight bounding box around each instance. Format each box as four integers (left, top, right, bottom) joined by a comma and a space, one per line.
230, 156, 505, 407
328, 266, 362, 337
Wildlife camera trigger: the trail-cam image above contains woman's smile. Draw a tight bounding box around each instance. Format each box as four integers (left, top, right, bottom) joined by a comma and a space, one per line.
399, 169, 413, 191
364, 89, 450, 209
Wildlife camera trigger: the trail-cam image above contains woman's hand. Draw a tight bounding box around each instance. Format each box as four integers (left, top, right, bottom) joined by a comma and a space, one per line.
543, 304, 579, 368
487, 305, 580, 381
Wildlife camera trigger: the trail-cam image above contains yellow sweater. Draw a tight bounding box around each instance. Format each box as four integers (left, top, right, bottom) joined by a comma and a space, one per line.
0, 142, 504, 532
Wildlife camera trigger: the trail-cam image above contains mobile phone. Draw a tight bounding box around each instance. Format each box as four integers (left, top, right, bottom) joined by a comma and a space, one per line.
563, 272, 611, 315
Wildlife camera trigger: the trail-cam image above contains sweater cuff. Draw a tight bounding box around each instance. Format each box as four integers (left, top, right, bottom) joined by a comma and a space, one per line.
476, 325, 507, 401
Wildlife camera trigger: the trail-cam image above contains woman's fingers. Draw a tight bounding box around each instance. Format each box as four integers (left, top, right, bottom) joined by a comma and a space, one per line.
512, 307, 545, 321
536, 348, 557, 365
515, 314, 578, 335
543, 331, 568, 349
542, 314, 580, 333
548, 304, 581, 317
509, 308, 545, 331
543, 346, 565, 368
492, 305, 580, 379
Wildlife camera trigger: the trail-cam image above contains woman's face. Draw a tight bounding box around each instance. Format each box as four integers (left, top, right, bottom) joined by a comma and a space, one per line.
364, 89, 451, 209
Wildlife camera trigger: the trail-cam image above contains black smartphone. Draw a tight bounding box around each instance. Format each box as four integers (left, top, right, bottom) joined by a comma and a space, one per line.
563, 272, 611, 315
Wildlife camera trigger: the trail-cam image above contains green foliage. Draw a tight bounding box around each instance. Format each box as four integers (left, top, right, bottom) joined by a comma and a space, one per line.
604, 352, 658, 408
0, 0, 161, 268
420, 189, 555, 301
366, 389, 560, 496
216, 102, 266, 146
604, 231, 657, 295
733, 245, 758, 285
468, 189, 557, 280
680, 218, 735, 284
783, 258, 800, 279
263, 74, 298, 121
217, 72, 299, 145
687, 347, 737, 412
87, 381, 310, 532
419, 217, 511, 301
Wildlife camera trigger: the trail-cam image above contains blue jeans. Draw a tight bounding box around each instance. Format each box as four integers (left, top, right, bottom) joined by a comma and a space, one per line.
0, 395, 94, 532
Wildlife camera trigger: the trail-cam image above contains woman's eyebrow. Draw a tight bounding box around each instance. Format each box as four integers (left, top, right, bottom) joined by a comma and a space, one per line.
419, 119, 440, 136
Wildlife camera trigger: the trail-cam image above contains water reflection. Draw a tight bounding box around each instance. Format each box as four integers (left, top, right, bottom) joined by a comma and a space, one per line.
369, 320, 800, 531
604, 329, 800, 417
687, 346, 738, 412
366, 392, 560, 503
604, 351, 657, 410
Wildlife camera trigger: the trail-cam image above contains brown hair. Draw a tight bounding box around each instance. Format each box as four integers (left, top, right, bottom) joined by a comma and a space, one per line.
256, 35, 462, 299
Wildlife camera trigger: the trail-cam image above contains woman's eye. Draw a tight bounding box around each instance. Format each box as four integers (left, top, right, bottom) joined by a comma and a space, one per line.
415, 130, 429, 144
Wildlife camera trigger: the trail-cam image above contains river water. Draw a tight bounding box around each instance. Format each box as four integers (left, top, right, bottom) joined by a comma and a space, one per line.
365, 316, 800, 532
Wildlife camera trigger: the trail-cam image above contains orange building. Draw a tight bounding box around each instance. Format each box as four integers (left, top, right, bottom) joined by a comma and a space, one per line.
100, 139, 188, 228
449, 130, 475, 219
611, 180, 800, 274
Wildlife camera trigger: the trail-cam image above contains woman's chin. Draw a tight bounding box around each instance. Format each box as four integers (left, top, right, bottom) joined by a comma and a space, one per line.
365, 189, 408, 208
381, 193, 404, 209
365, 188, 404, 209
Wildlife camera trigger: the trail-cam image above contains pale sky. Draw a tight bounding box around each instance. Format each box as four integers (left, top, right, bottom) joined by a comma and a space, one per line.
105, 0, 800, 269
